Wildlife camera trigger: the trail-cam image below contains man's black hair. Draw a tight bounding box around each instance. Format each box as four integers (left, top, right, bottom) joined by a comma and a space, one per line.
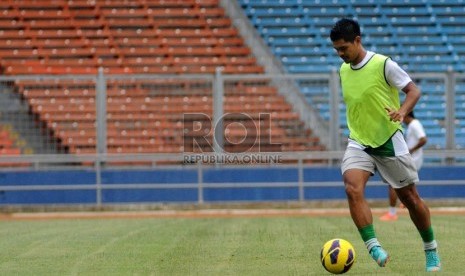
408, 111, 415, 118
330, 18, 361, 42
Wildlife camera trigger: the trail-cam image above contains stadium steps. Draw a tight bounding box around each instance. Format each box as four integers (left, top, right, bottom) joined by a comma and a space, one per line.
0, 84, 61, 154
0, 124, 21, 155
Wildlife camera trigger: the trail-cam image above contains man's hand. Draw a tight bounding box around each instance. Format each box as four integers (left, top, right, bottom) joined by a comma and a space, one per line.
385, 107, 405, 122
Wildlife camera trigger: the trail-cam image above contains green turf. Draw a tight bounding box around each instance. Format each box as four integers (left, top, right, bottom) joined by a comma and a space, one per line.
0, 214, 462, 275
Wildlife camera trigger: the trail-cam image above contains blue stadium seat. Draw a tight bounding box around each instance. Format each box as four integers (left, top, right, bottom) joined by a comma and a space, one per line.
441, 25, 465, 35
445, 35, 465, 44
269, 37, 318, 46
398, 34, 446, 45
254, 17, 307, 27
281, 56, 328, 65
261, 26, 310, 37
240, 0, 302, 8
355, 16, 389, 26
248, 7, 300, 17
429, 0, 465, 6
435, 16, 465, 25
394, 25, 436, 35
288, 64, 336, 73
389, 16, 434, 26
433, 6, 465, 15
403, 44, 451, 55
381, 0, 428, 5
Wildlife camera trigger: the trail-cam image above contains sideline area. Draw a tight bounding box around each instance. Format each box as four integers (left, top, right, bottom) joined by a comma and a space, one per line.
1, 206, 465, 220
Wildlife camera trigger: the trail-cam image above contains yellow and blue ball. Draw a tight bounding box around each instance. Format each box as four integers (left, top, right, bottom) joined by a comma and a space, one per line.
320, 238, 356, 274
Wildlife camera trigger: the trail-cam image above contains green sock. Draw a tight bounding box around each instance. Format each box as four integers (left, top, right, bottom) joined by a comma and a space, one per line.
358, 224, 380, 252
419, 226, 435, 243
358, 224, 376, 242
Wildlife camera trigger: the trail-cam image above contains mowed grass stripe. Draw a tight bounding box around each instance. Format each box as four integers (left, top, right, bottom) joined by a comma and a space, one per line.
0, 215, 463, 275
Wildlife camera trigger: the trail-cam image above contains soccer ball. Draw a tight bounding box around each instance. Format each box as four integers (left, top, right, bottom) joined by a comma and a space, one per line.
320, 238, 356, 274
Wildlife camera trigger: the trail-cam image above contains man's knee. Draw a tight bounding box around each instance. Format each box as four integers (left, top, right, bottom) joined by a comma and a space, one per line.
343, 169, 370, 200
344, 178, 364, 200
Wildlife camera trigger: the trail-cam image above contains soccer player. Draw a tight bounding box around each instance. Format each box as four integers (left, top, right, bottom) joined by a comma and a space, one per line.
329, 18, 441, 272
380, 111, 428, 221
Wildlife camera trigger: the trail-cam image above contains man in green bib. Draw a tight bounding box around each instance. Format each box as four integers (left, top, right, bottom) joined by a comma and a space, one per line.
330, 18, 441, 272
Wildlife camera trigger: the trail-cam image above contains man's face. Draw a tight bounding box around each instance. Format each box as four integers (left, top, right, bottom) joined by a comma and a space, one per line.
332, 37, 361, 64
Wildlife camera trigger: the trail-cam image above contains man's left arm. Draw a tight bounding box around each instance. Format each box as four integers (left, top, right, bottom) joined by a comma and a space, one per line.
385, 81, 421, 122
384, 59, 421, 122
399, 81, 421, 119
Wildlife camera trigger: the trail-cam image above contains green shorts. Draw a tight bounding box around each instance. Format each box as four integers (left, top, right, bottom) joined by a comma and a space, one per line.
341, 147, 419, 189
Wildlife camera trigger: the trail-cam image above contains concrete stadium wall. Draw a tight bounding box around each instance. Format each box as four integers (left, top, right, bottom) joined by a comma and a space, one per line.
0, 166, 464, 205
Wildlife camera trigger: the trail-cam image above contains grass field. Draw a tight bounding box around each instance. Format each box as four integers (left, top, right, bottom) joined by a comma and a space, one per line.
0, 212, 463, 275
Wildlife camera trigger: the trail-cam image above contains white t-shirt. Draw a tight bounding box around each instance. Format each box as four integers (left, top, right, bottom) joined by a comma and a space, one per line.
406, 119, 426, 170
351, 51, 412, 91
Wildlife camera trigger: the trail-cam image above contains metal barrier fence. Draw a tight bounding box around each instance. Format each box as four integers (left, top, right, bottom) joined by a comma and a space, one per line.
0, 151, 464, 207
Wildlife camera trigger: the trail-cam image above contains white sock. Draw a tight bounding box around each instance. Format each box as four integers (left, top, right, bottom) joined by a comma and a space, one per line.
365, 238, 381, 252
424, 240, 438, 251
389, 207, 397, 216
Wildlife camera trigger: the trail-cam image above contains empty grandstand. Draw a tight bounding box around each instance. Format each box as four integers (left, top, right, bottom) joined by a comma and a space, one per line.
0, 0, 323, 156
